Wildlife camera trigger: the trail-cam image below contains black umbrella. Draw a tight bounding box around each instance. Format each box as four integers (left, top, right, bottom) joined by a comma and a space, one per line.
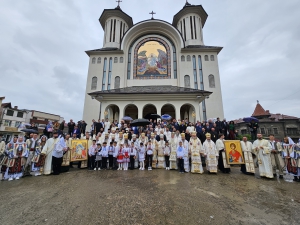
21, 129, 39, 134
144, 113, 161, 119
130, 119, 150, 127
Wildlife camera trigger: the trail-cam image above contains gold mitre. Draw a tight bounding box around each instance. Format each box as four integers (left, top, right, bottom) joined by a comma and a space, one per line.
151, 132, 155, 137
205, 133, 211, 137
191, 131, 197, 135
181, 133, 185, 137
124, 133, 128, 138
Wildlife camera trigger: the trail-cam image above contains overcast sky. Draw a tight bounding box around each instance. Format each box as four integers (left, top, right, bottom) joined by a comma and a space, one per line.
1, 0, 300, 122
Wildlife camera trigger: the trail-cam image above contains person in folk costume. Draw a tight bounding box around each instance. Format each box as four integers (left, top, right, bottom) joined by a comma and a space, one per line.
88, 140, 97, 170
95, 143, 102, 170
122, 142, 130, 171
129, 142, 137, 170
131, 134, 140, 168
216, 134, 231, 174
203, 133, 218, 173
2, 136, 17, 180
282, 137, 298, 181
252, 133, 273, 178
169, 132, 178, 170
157, 134, 166, 169
240, 136, 255, 175
23, 133, 40, 177
0, 134, 8, 180
101, 142, 108, 170
41, 131, 60, 175
138, 142, 145, 170
117, 143, 124, 170
112, 141, 119, 170
164, 141, 171, 170
189, 131, 204, 174
31, 135, 47, 176
150, 133, 158, 169
61, 134, 71, 173
146, 140, 154, 170
5, 135, 28, 181
269, 134, 285, 178
177, 140, 185, 173
179, 133, 189, 172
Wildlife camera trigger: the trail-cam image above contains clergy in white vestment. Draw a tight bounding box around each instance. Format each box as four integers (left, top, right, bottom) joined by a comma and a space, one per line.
216, 134, 230, 173
179, 133, 189, 172
252, 133, 273, 178
203, 133, 218, 173
169, 132, 178, 170
269, 134, 285, 178
157, 134, 166, 168
41, 132, 60, 175
104, 118, 111, 133
240, 136, 255, 175
189, 131, 203, 174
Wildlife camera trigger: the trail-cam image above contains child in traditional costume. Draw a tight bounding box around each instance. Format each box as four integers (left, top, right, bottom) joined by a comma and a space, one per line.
95, 143, 102, 171
117, 144, 124, 170
138, 143, 145, 170
122, 143, 130, 170
147, 140, 153, 171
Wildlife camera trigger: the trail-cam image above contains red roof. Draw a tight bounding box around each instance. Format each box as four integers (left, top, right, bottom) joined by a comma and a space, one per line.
252, 102, 270, 117
269, 113, 299, 121
1, 102, 12, 108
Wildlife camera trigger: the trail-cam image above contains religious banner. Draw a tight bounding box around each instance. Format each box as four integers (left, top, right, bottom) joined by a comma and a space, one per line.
224, 140, 245, 165
70, 140, 88, 162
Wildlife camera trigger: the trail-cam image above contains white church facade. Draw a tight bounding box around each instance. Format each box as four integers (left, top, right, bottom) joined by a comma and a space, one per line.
83, 2, 224, 124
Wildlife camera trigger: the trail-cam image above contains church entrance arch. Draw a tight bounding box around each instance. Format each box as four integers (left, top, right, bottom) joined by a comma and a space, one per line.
104, 104, 120, 122
161, 104, 175, 120
180, 104, 196, 123
143, 104, 157, 118
124, 104, 138, 120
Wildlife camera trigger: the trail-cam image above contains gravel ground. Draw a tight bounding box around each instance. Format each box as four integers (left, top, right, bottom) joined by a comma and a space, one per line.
0, 167, 299, 225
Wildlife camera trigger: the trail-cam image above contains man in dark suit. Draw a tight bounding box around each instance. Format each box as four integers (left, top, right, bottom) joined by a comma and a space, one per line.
68, 119, 75, 135
215, 117, 222, 134
210, 128, 218, 143
221, 119, 228, 138
73, 126, 81, 139
179, 122, 186, 133
95, 119, 103, 135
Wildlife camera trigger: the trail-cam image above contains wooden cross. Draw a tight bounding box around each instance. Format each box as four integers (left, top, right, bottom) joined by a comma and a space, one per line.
149, 11, 156, 19
116, 0, 122, 7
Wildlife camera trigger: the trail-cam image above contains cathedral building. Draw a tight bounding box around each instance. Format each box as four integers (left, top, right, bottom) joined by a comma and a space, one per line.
83, 2, 224, 124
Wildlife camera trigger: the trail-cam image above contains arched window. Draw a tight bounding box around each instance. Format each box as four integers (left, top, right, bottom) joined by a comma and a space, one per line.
114, 76, 120, 89
107, 58, 113, 90
120, 57, 124, 63
208, 74, 215, 88
102, 58, 107, 90
114, 57, 118, 63
204, 55, 209, 61
187, 55, 191, 61
92, 57, 96, 64
97, 57, 101, 64
91, 77, 97, 90
210, 55, 215, 61
184, 75, 190, 88
181, 55, 185, 62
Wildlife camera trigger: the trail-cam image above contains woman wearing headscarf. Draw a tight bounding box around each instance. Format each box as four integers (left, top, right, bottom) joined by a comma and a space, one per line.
282, 137, 298, 182
228, 121, 236, 140
7, 135, 28, 181
31, 135, 47, 176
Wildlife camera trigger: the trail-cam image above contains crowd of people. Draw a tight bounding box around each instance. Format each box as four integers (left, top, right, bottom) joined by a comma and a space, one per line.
0, 117, 299, 182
